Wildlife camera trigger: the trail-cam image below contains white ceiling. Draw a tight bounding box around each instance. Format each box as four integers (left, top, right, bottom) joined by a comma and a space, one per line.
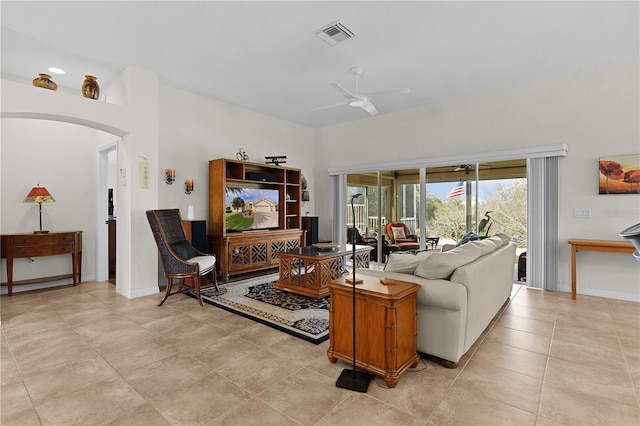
2, 1, 638, 129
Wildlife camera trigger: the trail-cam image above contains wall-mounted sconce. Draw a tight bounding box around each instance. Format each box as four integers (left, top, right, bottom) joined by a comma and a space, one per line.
185, 179, 194, 195
165, 168, 175, 185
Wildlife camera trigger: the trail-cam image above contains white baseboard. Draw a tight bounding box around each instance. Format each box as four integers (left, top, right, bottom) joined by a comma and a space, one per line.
117, 286, 159, 299
557, 284, 640, 302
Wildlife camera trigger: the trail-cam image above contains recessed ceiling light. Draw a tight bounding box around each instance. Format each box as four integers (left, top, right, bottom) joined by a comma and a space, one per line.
48, 67, 65, 75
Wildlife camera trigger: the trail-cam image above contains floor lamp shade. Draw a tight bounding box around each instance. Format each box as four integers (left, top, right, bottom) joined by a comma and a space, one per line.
23, 184, 55, 233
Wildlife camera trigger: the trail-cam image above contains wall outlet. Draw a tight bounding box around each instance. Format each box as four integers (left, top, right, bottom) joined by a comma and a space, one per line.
573, 208, 591, 218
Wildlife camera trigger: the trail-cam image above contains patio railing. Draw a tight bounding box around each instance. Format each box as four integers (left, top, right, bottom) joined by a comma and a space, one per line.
401, 217, 416, 235
346, 204, 387, 237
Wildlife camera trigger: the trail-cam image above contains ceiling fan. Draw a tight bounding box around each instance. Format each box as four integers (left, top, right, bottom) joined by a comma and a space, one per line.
454, 163, 493, 174
314, 67, 410, 116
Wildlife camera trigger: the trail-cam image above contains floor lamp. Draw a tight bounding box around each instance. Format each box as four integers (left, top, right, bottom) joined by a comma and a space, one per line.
336, 193, 372, 393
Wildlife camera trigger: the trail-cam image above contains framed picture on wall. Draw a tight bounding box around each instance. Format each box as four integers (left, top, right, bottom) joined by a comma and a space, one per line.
599, 153, 640, 195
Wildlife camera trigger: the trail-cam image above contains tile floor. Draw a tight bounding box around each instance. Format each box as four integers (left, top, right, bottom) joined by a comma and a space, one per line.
1, 280, 639, 425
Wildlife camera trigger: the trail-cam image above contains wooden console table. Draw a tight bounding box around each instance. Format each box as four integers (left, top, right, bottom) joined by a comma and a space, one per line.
1, 231, 82, 296
568, 238, 635, 300
327, 273, 420, 388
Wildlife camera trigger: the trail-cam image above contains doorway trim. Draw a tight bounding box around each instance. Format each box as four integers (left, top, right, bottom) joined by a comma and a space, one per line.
96, 142, 117, 282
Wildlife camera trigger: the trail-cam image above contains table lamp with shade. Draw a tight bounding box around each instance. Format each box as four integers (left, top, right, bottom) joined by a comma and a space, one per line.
23, 184, 55, 233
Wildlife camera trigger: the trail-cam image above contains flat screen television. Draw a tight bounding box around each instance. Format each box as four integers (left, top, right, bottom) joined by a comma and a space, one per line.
225, 186, 280, 231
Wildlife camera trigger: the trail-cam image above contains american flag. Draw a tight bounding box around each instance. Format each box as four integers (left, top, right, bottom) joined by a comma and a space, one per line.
445, 181, 465, 199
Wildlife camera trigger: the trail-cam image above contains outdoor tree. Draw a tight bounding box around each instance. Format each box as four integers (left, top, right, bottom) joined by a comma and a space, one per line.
427, 196, 467, 242
479, 180, 527, 246
425, 194, 442, 223
427, 179, 527, 246
231, 197, 245, 212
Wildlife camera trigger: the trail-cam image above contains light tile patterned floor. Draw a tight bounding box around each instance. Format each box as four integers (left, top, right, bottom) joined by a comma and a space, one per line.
1, 280, 639, 425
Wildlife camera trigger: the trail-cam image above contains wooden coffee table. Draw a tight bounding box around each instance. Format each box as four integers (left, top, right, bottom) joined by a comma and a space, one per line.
274, 244, 373, 299
327, 273, 420, 388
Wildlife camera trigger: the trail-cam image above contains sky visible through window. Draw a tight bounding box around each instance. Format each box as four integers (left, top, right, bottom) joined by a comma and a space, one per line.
428, 179, 522, 202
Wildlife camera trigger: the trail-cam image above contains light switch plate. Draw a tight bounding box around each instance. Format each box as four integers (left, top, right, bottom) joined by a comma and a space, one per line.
574, 208, 591, 218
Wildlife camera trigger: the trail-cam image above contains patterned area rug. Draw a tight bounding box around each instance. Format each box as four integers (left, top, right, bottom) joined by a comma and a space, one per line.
198, 273, 329, 344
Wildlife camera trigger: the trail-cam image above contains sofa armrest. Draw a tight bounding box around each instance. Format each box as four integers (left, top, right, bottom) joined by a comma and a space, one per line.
449, 242, 517, 350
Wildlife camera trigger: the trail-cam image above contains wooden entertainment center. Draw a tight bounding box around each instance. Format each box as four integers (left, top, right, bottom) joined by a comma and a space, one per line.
207, 158, 304, 281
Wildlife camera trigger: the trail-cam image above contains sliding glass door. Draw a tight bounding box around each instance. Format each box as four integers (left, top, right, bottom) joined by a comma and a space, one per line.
346, 172, 391, 263
330, 144, 567, 288
344, 160, 528, 276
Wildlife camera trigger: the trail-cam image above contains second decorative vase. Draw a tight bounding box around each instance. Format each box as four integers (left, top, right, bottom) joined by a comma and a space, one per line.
82, 75, 100, 100
32, 73, 58, 91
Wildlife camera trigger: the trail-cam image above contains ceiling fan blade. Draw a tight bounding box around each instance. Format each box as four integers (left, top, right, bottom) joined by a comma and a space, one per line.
359, 99, 378, 116
312, 101, 347, 112
365, 87, 411, 98
331, 82, 357, 98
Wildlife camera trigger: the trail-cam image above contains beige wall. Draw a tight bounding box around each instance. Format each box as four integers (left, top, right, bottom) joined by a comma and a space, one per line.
2, 61, 638, 300
0, 71, 315, 295
0, 120, 100, 285
157, 84, 316, 224
314, 61, 640, 300
0, 69, 159, 299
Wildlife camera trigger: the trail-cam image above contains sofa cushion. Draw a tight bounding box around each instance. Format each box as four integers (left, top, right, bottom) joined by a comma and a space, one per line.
356, 269, 465, 311
487, 235, 505, 248
469, 239, 498, 256
186, 255, 216, 273
385, 251, 434, 274
414, 243, 482, 280
494, 233, 512, 245
391, 226, 406, 240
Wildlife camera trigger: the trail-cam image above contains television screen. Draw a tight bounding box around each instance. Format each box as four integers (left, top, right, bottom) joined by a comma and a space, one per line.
225, 186, 280, 231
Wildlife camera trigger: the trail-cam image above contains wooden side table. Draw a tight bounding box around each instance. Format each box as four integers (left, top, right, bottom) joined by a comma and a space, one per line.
568, 238, 635, 300
1, 231, 83, 296
327, 274, 420, 388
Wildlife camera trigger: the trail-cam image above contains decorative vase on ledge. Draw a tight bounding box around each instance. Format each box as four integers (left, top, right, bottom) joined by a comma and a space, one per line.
82, 75, 100, 100
32, 73, 58, 91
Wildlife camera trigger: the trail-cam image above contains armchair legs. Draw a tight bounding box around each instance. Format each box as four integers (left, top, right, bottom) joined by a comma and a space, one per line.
158, 278, 173, 307
158, 267, 219, 307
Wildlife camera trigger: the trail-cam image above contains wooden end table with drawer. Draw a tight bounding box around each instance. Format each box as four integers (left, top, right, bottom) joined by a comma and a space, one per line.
1, 231, 83, 296
327, 273, 420, 388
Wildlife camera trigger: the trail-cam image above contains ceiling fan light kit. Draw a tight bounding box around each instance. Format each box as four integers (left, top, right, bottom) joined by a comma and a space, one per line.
347, 98, 366, 107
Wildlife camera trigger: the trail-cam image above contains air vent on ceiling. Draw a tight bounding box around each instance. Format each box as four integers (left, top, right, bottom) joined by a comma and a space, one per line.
314, 20, 355, 45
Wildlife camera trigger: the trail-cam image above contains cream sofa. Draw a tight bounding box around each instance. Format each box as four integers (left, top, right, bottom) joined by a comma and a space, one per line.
358, 234, 516, 367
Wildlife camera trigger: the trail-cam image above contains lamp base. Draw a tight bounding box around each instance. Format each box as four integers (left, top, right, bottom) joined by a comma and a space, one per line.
33, 230, 49, 234
345, 278, 363, 284
336, 368, 372, 393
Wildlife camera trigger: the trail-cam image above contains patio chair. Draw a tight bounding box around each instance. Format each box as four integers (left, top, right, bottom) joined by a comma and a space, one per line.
347, 226, 380, 261
386, 221, 420, 251
146, 209, 218, 307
